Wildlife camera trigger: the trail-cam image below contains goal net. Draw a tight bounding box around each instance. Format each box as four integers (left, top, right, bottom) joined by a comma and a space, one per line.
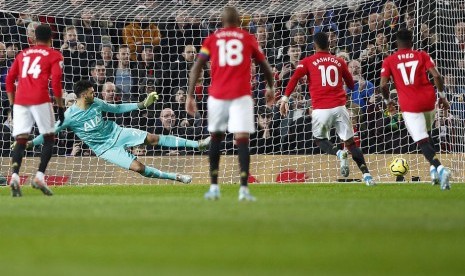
0, 0, 463, 185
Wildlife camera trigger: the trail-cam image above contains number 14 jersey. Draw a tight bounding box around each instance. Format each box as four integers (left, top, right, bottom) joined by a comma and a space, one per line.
381, 49, 436, 112
6, 45, 63, 105
199, 27, 266, 99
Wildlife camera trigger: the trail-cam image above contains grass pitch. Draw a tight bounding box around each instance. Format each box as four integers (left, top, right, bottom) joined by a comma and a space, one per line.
1, 184, 465, 276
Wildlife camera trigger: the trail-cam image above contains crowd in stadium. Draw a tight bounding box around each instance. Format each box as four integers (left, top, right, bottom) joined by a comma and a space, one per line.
0, 0, 464, 156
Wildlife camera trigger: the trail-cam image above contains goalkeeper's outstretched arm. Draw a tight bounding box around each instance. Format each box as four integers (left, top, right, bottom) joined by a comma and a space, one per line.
31, 120, 69, 147
97, 92, 159, 114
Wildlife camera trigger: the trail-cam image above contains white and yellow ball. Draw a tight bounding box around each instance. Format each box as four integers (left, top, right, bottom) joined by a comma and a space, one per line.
389, 158, 409, 176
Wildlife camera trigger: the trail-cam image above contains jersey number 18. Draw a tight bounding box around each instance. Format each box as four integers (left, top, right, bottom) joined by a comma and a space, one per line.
217, 39, 243, 67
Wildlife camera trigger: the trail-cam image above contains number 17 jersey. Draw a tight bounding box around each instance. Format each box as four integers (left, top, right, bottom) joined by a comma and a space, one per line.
381, 49, 436, 112
199, 27, 266, 99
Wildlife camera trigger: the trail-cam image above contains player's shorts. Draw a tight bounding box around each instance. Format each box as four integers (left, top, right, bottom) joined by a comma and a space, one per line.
99, 127, 147, 170
207, 95, 255, 133
312, 105, 354, 141
12, 102, 55, 137
402, 110, 436, 142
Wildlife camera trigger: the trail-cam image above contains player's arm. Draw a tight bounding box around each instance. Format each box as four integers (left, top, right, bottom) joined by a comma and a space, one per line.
279, 63, 307, 116
186, 48, 208, 116
341, 61, 355, 90
5, 58, 19, 111
257, 60, 274, 101
51, 55, 66, 125
428, 66, 449, 110
97, 93, 158, 114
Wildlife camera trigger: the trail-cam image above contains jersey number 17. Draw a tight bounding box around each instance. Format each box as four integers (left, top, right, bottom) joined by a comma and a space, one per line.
397, 60, 418, 85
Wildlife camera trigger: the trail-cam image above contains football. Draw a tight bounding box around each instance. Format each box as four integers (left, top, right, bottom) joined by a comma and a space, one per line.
389, 158, 409, 176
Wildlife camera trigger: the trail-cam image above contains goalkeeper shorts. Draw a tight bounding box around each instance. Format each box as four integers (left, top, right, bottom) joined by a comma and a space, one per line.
99, 128, 147, 169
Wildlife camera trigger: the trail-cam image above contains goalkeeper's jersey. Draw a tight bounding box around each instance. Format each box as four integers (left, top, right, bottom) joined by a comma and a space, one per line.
33, 98, 139, 156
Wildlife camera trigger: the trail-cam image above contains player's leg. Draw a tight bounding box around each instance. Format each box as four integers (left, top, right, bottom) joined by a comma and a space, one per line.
312, 107, 349, 178
204, 96, 229, 200
403, 111, 450, 190
144, 133, 210, 151
335, 106, 374, 186
10, 105, 35, 197
30, 102, 56, 196
229, 95, 255, 201
99, 147, 191, 183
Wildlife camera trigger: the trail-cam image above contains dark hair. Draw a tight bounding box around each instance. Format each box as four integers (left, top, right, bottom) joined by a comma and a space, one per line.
74, 80, 94, 97
396, 29, 413, 47
35, 24, 53, 43
313, 32, 329, 50
92, 60, 106, 69
257, 106, 272, 119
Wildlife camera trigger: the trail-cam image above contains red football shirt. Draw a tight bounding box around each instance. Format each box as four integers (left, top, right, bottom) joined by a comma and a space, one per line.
381, 49, 436, 112
6, 45, 63, 105
199, 27, 266, 99
285, 51, 354, 109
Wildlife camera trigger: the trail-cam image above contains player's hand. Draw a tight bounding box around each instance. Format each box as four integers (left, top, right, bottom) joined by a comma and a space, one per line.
142, 92, 159, 108
279, 99, 290, 117
386, 100, 397, 115
438, 97, 450, 111
57, 106, 65, 126
186, 95, 198, 117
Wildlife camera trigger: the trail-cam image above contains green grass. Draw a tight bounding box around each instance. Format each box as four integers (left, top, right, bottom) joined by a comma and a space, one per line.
1, 184, 465, 276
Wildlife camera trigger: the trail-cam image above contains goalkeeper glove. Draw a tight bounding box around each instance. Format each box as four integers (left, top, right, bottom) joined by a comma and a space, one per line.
140, 92, 159, 108
57, 106, 65, 126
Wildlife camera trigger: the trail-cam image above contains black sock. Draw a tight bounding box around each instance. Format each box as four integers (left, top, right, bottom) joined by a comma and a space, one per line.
236, 137, 250, 187
11, 137, 28, 174
209, 133, 224, 184
347, 142, 370, 174
418, 138, 441, 168
38, 134, 55, 173
316, 139, 338, 155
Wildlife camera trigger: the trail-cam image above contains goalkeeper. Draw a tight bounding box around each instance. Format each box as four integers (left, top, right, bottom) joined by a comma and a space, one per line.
27, 80, 210, 184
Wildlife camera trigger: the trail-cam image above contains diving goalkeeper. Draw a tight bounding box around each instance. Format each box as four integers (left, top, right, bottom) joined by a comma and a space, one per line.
27, 80, 210, 187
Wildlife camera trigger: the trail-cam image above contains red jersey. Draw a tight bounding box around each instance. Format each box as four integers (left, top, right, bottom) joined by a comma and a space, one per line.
199, 27, 266, 99
285, 52, 354, 109
381, 49, 436, 112
6, 45, 63, 105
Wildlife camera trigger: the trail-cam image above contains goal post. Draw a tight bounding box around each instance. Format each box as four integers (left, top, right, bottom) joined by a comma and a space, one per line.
0, 0, 463, 184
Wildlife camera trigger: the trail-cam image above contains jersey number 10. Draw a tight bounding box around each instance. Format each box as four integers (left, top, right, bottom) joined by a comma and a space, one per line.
318, 65, 339, 87
217, 39, 244, 67
21, 56, 42, 79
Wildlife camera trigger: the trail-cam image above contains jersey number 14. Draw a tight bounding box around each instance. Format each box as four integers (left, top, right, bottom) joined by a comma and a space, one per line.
21, 56, 42, 79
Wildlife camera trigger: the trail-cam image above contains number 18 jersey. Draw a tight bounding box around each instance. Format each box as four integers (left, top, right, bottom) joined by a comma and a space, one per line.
381, 49, 436, 112
199, 27, 266, 99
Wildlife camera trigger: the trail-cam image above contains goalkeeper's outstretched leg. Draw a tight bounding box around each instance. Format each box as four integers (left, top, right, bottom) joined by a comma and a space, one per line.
144, 133, 210, 151
129, 160, 192, 184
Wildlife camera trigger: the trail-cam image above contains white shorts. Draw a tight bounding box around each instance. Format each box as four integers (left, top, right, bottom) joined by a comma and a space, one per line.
207, 95, 255, 133
12, 102, 55, 137
312, 106, 354, 141
402, 110, 436, 142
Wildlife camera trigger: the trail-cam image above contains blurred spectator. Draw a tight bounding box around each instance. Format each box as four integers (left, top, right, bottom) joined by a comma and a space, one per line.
168, 44, 197, 89
276, 43, 302, 93
90, 60, 112, 94
162, 10, 202, 60
122, 12, 161, 61
327, 28, 341, 55
5, 40, 19, 62
382, 1, 400, 46
0, 42, 12, 120
249, 11, 273, 34
363, 13, 384, 43
101, 82, 121, 103
19, 21, 40, 49
0, 111, 12, 155
61, 25, 92, 84
114, 45, 138, 101
98, 44, 116, 78
255, 25, 276, 65
346, 59, 374, 112
308, 1, 338, 35
137, 45, 164, 89
131, 146, 147, 156
419, 23, 437, 59
74, 8, 104, 53
250, 106, 278, 154
359, 43, 383, 86
336, 50, 350, 63
341, 19, 364, 59
401, 9, 415, 32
